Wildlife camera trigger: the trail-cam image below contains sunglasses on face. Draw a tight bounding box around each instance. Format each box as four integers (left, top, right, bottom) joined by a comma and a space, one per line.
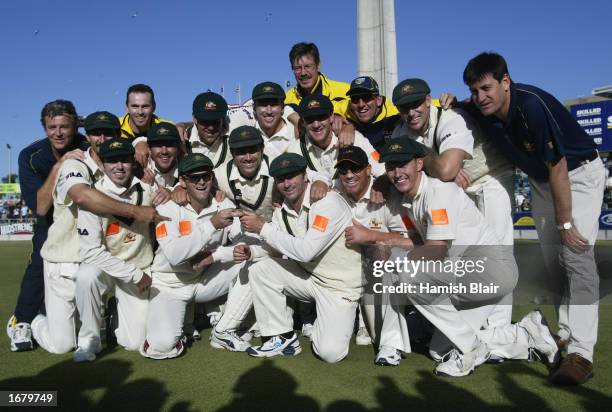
184, 172, 213, 184
337, 164, 366, 175
350, 94, 376, 104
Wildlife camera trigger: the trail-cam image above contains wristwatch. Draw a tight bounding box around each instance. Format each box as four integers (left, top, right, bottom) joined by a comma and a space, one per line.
556, 222, 573, 230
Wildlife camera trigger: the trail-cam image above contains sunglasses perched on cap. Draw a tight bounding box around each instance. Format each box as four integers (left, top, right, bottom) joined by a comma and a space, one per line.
184, 172, 213, 184
88, 128, 117, 137
337, 164, 366, 175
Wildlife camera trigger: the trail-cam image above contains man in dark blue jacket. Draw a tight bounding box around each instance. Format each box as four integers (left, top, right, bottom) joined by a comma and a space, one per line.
463, 52, 605, 385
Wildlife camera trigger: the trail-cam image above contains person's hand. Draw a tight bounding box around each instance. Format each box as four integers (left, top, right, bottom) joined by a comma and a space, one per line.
211, 208, 242, 229
330, 113, 345, 137
171, 185, 190, 206
239, 211, 265, 234
439, 92, 457, 110
337, 120, 356, 148
559, 225, 589, 253
310, 180, 330, 203
141, 168, 156, 185
454, 169, 471, 189
133, 205, 170, 224
375, 237, 414, 249
233, 244, 251, 263
369, 175, 390, 205
136, 272, 152, 292
152, 187, 172, 206
345, 219, 372, 246
214, 188, 227, 203
190, 250, 214, 271
135, 141, 150, 168
176, 123, 188, 144
60, 148, 85, 163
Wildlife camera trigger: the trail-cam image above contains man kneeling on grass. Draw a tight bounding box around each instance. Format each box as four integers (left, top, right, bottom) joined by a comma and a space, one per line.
239, 153, 364, 363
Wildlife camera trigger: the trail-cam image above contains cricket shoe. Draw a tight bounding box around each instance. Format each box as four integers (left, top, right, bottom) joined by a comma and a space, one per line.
140, 338, 185, 360
246, 333, 302, 357
519, 309, 559, 365
301, 323, 314, 339
73, 343, 102, 363
355, 326, 372, 346
7, 315, 33, 352
375, 345, 402, 366
210, 328, 250, 352
434, 340, 490, 377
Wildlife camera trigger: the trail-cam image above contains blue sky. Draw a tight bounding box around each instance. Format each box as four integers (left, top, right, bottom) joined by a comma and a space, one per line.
1, 0, 611, 179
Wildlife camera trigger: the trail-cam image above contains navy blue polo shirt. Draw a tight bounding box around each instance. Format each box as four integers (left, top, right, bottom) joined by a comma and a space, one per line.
349, 100, 401, 150
18, 134, 89, 218
465, 83, 597, 182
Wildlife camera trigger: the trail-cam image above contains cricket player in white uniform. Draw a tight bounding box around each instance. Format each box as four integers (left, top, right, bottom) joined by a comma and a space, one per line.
140, 153, 243, 359
32, 111, 163, 354
142, 122, 180, 190
334, 146, 418, 366
74, 139, 156, 362
391, 78, 516, 343
380, 137, 558, 377
182, 92, 231, 167
287, 94, 385, 185
239, 153, 364, 363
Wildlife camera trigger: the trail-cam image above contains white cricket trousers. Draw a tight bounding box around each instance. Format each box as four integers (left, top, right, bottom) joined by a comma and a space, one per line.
250, 257, 359, 364
529, 157, 605, 361
143, 262, 239, 358
75, 264, 149, 352
31, 261, 79, 354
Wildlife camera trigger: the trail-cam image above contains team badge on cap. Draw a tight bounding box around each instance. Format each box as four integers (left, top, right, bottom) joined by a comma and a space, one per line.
401, 84, 413, 94
263, 85, 274, 92
157, 127, 169, 135
281, 160, 291, 167
354, 77, 366, 85
110, 141, 123, 149
388, 144, 402, 152
205, 101, 217, 110
97, 113, 108, 121
308, 100, 321, 109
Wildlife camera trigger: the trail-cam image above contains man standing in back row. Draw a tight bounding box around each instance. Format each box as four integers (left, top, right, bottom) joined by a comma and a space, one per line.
463, 52, 605, 385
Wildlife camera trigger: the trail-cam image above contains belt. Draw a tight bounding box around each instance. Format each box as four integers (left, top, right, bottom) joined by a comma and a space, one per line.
568, 150, 598, 171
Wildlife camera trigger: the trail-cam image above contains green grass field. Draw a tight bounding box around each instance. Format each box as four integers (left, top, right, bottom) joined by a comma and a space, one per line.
1, 241, 611, 411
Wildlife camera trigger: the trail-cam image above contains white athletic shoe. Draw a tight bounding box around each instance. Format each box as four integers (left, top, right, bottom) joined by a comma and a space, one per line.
246, 333, 302, 357
375, 345, 402, 366
7, 315, 33, 352
519, 309, 560, 365
301, 323, 314, 339
73, 343, 102, 363
140, 338, 185, 360
434, 341, 490, 377
355, 327, 372, 346
210, 328, 251, 352
192, 329, 201, 341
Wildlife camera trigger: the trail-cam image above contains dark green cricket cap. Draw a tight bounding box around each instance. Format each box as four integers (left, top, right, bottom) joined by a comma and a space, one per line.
380, 137, 429, 163
347, 76, 380, 96
148, 122, 180, 144
298, 94, 333, 119
192, 92, 228, 121
269, 153, 307, 178
392, 78, 431, 106
178, 153, 214, 175
99, 138, 135, 160
229, 126, 264, 149
252, 82, 285, 101
84, 111, 120, 132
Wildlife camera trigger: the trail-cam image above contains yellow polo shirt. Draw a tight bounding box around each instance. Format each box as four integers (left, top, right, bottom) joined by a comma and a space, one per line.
119, 114, 173, 140
285, 73, 350, 117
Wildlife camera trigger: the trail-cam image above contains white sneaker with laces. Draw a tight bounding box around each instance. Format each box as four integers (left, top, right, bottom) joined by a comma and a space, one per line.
7, 315, 33, 352
246, 333, 301, 357
355, 326, 372, 346
210, 328, 251, 352
519, 309, 559, 365
434, 341, 490, 377
375, 345, 402, 366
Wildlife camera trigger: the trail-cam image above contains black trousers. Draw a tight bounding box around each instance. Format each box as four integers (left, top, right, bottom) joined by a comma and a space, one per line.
14, 218, 49, 323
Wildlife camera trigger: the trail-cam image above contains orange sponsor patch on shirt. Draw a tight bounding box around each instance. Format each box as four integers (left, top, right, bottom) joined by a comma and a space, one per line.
312, 215, 329, 232
371, 150, 380, 162
155, 223, 168, 239
106, 222, 121, 236
179, 220, 192, 236
430, 209, 449, 225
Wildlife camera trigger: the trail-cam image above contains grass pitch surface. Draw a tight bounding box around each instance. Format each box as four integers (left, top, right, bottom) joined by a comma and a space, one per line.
0, 241, 611, 411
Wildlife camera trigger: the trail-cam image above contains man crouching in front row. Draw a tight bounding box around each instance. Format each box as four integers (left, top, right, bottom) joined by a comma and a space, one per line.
140, 153, 243, 359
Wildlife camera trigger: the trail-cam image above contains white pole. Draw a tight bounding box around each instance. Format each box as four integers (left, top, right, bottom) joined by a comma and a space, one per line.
7, 145, 11, 184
